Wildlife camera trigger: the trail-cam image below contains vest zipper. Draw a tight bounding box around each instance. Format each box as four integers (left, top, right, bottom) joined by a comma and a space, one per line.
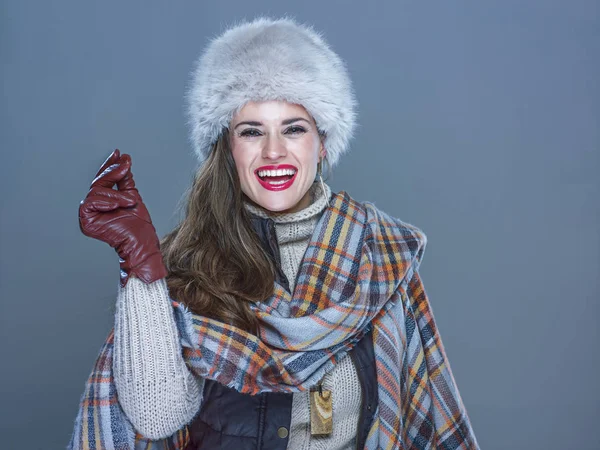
256, 393, 267, 449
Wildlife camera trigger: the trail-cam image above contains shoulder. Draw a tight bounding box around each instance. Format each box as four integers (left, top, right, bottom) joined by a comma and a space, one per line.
365, 200, 426, 243
341, 192, 428, 266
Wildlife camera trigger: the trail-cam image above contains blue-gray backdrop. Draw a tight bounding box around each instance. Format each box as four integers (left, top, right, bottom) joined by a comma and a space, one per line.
1, 1, 598, 449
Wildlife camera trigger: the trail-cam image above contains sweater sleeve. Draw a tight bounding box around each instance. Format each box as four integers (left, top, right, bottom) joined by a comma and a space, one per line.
113, 276, 204, 440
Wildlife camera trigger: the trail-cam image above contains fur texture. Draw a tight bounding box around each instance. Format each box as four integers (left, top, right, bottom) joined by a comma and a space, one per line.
186, 17, 357, 167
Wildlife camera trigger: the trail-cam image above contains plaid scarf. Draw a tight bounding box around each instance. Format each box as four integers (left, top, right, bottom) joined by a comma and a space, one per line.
69, 191, 479, 450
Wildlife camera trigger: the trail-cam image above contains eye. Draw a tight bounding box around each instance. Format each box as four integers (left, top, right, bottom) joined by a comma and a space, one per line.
239, 128, 262, 137
284, 125, 307, 135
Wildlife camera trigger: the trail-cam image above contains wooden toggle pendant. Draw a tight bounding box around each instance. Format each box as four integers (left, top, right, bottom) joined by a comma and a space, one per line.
310, 382, 333, 436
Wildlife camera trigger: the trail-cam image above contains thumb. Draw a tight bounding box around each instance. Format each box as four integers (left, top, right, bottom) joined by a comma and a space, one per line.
116, 154, 137, 192
87, 186, 138, 208
80, 195, 128, 214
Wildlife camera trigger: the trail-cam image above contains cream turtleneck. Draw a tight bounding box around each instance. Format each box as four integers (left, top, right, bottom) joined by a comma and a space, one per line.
113, 182, 361, 450
244, 182, 331, 292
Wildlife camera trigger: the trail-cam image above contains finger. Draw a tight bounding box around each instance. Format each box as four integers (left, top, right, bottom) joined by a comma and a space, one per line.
94, 149, 121, 178
90, 158, 131, 189
87, 186, 138, 208
116, 154, 137, 192
80, 195, 124, 213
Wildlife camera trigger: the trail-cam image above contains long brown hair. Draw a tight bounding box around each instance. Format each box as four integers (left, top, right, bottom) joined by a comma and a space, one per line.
160, 131, 275, 335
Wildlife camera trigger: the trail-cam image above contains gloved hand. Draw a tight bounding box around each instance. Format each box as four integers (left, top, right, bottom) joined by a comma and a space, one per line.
79, 149, 168, 287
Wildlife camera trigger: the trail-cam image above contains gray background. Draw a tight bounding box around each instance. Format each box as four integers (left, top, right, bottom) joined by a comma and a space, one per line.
1, 1, 598, 449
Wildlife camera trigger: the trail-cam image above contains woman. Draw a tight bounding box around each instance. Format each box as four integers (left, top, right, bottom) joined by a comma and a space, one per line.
70, 17, 479, 450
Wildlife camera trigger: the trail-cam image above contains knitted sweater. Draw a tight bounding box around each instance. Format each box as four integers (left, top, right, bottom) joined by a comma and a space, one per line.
113, 183, 361, 449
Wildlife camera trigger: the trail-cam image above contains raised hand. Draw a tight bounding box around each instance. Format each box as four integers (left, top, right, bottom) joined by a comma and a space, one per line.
79, 149, 168, 287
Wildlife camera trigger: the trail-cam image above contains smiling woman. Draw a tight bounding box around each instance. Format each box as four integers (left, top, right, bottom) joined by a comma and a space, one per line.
70, 17, 479, 450
231, 101, 325, 213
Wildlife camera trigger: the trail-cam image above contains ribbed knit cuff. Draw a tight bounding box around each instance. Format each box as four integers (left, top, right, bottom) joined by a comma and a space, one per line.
113, 277, 203, 439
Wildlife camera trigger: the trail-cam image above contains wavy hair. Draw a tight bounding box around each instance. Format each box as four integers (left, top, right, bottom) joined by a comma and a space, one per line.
160, 132, 275, 335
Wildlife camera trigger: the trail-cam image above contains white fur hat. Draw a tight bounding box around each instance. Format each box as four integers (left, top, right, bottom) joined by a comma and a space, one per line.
186, 17, 357, 168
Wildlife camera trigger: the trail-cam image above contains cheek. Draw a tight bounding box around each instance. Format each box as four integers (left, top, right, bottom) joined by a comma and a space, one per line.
307, 153, 321, 176
296, 136, 321, 168
231, 144, 251, 174
230, 145, 258, 196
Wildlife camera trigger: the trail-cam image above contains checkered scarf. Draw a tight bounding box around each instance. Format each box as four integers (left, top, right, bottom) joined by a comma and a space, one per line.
69, 191, 479, 449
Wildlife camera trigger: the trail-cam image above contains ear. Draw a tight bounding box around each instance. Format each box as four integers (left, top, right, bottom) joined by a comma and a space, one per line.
319, 144, 327, 160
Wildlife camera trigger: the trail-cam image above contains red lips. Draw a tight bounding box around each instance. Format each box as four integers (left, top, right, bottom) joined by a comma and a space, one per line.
254, 164, 298, 191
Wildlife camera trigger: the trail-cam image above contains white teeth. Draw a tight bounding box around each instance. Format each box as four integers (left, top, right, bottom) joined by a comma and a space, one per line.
257, 168, 297, 177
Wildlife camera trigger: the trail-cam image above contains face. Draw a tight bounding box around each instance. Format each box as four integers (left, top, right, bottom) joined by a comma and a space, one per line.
230, 100, 325, 213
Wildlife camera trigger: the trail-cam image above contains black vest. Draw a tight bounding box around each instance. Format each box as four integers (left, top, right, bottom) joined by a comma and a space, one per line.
186, 216, 379, 450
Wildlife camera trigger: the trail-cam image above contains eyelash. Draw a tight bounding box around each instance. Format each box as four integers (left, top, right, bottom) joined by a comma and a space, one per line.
286, 125, 307, 135
239, 128, 262, 137
238, 126, 307, 137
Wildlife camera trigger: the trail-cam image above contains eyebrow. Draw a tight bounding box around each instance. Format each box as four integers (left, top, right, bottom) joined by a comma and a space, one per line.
282, 117, 310, 125
233, 117, 310, 130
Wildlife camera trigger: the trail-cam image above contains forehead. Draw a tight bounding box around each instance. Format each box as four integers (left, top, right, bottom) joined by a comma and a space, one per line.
232, 100, 312, 124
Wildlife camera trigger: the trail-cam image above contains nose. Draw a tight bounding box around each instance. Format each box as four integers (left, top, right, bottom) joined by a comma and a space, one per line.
261, 134, 287, 160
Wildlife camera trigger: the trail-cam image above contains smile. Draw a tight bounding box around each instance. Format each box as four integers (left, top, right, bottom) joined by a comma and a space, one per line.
254, 164, 298, 191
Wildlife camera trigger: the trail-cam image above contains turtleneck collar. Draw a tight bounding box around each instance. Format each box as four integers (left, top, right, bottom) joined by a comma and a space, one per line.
243, 182, 331, 225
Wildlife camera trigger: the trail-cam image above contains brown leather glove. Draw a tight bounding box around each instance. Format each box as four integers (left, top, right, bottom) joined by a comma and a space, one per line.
79, 149, 168, 287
